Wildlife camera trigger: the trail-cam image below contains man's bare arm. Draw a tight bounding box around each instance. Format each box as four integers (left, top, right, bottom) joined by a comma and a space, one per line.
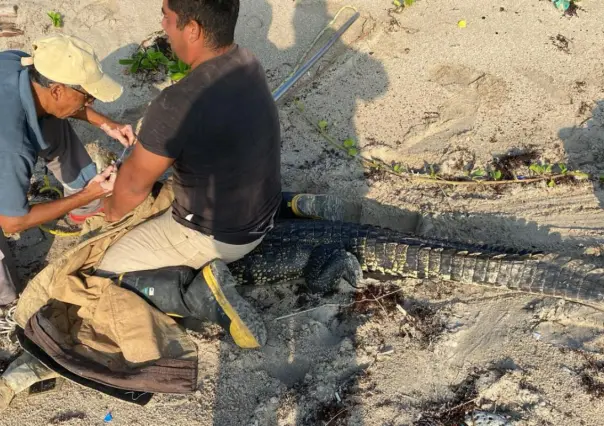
103, 144, 174, 222
72, 107, 135, 147
0, 173, 113, 234
72, 106, 117, 128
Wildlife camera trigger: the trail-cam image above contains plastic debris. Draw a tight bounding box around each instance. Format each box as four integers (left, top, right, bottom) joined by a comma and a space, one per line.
458, 20, 467, 28
103, 411, 113, 423
552, 0, 571, 11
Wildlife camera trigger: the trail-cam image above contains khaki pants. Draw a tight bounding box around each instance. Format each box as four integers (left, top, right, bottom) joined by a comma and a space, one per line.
97, 208, 263, 274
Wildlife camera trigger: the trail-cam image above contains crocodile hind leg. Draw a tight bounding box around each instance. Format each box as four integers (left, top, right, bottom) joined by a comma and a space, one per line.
303, 244, 363, 294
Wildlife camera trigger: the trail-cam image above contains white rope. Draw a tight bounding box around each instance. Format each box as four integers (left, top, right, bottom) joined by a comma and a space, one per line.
0, 304, 17, 336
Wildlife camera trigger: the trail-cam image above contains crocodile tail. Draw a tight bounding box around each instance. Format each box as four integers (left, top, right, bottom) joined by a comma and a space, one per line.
394, 245, 604, 305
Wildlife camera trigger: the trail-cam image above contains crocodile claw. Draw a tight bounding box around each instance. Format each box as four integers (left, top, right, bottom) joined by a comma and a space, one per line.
304, 244, 364, 293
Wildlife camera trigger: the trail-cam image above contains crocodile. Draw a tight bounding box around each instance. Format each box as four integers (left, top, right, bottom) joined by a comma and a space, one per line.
228, 219, 604, 307
106, 218, 604, 349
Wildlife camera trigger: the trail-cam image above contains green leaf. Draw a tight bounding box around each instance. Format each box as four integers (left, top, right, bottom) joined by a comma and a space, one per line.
404, 0, 415, 6
393, 0, 402, 7
147, 52, 162, 61
179, 60, 190, 73
545, 164, 553, 174
140, 58, 152, 69
47, 11, 62, 27
318, 120, 328, 131
570, 171, 589, 180
529, 163, 544, 175
170, 72, 187, 81
343, 138, 356, 148
393, 164, 402, 173
347, 148, 358, 157
119, 59, 135, 65
491, 170, 503, 180
548, 179, 556, 188
558, 163, 568, 174
471, 169, 486, 178
131, 61, 140, 73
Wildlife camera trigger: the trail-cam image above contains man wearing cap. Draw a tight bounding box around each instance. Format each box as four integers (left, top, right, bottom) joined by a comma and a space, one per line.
0, 34, 135, 305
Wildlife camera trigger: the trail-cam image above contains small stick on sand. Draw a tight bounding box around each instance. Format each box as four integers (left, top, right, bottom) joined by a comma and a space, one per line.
0, 5, 17, 18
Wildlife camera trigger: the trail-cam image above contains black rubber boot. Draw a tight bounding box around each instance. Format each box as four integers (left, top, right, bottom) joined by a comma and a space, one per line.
280, 192, 344, 222
99, 261, 267, 349
183, 260, 267, 349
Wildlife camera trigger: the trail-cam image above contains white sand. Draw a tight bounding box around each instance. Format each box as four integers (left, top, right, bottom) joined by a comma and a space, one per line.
2, 0, 604, 424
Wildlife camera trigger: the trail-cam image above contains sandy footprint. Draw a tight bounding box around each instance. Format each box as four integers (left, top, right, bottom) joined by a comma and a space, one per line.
398, 64, 508, 155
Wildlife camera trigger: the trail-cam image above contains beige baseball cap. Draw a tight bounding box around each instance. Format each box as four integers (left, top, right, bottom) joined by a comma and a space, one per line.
22, 34, 123, 102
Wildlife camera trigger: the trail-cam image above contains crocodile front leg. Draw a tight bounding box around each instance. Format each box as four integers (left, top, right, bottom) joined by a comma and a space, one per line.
303, 244, 363, 294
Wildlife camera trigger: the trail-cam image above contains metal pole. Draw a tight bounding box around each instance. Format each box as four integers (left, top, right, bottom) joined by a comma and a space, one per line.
272, 11, 361, 102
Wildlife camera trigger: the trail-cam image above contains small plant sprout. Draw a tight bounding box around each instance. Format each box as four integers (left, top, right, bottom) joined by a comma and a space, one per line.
470, 168, 486, 180
529, 162, 552, 176
393, 163, 403, 173
318, 120, 328, 131
490, 170, 503, 180
119, 48, 169, 74
529, 163, 543, 175
558, 163, 568, 174
393, 0, 415, 7
343, 138, 358, 157
120, 48, 191, 81
571, 170, 589, 180
47, 11, 62, 28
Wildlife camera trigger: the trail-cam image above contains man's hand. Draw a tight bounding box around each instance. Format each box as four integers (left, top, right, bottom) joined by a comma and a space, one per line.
84, 165, 117, 198
0, 165, 118, 234
72, 107, 136, 147
100, 122, 136, 147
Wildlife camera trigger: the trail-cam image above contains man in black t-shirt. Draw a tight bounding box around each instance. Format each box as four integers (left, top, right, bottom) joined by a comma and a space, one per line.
97, 0, 341, 348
